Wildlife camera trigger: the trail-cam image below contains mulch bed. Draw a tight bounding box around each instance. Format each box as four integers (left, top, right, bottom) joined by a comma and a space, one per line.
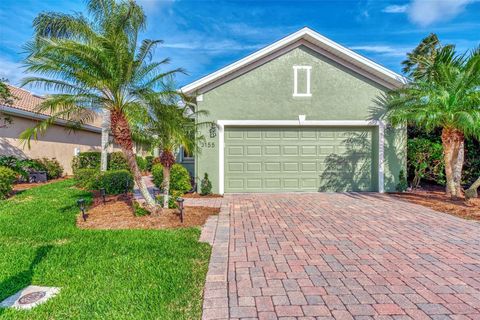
390, 184, 480, 221
13, 177, 69, 192
77, 193, 220, 230
183, 193, 223, 198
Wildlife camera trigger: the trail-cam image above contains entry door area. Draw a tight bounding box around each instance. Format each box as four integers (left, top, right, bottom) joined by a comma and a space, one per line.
224, 126, 376, 193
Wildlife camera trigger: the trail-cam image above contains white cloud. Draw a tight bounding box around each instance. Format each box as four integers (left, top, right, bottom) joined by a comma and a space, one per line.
0, 57, 25, 85
163, 40, 261, 53
408, 0, 476, 27
350, 45, 412, 57
383, 0, 477, 27
382, 4, 408, 13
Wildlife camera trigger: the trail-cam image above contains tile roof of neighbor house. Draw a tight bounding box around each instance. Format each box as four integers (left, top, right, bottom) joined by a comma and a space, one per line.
3, 84, 102, 129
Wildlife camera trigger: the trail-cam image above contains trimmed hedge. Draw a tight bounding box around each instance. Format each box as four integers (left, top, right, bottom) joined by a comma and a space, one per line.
74, 169, 133, 195
108, 152, 129, 171
0, 166, 16, 199
72, 152, 101, 173
152, 163, 191, 194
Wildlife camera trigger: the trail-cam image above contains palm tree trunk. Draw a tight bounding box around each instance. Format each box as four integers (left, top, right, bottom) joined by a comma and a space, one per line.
465, 176, 480, 200
453, 140, 464, 196
441, 128, 464, 198
162, 166, 170, 208
110, 109, 158, 212
100, 109, 110, 171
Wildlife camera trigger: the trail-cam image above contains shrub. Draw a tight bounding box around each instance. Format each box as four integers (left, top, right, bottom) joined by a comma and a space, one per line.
35, 158, 63, 179
108, 152, 129, 171
97, 170, 133, 195
74, 168, 99, 189
0, 166, 16, 199
136, 156, 147, 172
0, 156, 44, 179
152, 163, 191, 193
407, 138, 445, 188
145, 156, 154, 172
396, 170, 408, 192
71, 151, 101, 173
200, 173, 212, 195
133, 201, 150, 216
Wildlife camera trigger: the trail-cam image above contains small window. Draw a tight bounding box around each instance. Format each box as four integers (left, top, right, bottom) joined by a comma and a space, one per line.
293, 66, 312, 97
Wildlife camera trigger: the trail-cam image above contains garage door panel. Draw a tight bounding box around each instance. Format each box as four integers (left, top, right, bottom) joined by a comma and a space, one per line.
225, 127, 375, 192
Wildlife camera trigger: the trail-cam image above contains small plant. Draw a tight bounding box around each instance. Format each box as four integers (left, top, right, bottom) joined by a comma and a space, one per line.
396, 169, 408, 192
0, 166, 16, 199
200, 173, 212, 196
145, 155, 154, 172
136, 156, 147, 172
35, 158, 63, 179
133, 201, 150, 216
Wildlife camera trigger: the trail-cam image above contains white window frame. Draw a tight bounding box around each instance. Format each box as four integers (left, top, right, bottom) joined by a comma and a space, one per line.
293, 65, 312, 97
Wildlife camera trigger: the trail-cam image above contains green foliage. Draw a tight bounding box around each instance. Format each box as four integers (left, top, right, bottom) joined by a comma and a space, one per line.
396, 170, 408, 192
0, 179, 209, 319
133, 201, 150, 216
34, 158, 63, 179
0, 166, 16, 199
74, 168, 99, 190
71, 152, 101, 173
152, 163, 191, 193
136, 156, 147, 172
407, 138, 445, 187
145, 155, 154, 172
0, 156, 44, 179
200, 173, 212, 196
463, 139, 480, 185
108, 152, 129, 171
157, 190, 184, 209
97, 170, 133, 195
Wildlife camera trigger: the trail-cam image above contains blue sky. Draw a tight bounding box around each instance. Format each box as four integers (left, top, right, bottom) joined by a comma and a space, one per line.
0, 0, 479, 94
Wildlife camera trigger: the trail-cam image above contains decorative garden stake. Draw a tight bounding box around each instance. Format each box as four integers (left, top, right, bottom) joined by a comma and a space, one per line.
100, 188, 106, 205
176, 197, 185, 223
77, 199, 87, 222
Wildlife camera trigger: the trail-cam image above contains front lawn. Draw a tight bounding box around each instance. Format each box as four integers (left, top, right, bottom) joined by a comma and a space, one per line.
0, 179, 210, 319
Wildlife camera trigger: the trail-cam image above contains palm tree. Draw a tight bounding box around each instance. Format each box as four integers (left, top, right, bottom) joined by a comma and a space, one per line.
131, 93, 209, 208
20, 0, 182, 211
384, 45, 480, 198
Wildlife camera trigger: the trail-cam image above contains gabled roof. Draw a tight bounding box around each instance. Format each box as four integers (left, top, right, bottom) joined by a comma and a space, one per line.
1, 84, 102, 131
181, 27, 408, 95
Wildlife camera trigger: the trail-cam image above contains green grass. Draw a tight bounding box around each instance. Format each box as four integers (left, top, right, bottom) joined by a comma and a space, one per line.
0, 179, 211, 319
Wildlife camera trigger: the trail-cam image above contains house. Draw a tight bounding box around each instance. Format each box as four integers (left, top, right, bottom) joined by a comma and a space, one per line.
181, 27, 407, 194
0, 84, 108, 175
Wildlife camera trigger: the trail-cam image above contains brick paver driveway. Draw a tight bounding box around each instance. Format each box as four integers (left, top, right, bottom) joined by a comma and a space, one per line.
216, 193, 480, 320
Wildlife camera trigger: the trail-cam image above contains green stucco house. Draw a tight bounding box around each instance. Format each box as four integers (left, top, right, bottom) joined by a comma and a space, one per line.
181, 27, 407, 194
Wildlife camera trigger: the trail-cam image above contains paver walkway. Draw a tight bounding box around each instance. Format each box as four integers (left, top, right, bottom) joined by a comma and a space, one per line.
203, 193, 480, 320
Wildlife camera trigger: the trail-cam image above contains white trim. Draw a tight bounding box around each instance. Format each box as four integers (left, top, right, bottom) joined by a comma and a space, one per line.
217, 119, 385, 194
182, 27, 407, 94
0, 105, 102, 133
293, 66, 312, 97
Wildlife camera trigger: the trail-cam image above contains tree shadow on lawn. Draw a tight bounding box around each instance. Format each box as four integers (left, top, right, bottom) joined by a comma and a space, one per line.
0, 245, 52, 315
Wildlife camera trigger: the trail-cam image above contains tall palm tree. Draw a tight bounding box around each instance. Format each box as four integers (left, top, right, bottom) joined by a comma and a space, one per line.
131, 93, 209, 208
20, 0, 181, 211
384, 45, 480, 198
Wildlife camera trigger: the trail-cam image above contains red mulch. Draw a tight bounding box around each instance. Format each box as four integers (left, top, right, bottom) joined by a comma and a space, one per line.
390, 185, 480, 221
13, 177, 69, 192
183, 193, 223, 198
77, 193, 219, 230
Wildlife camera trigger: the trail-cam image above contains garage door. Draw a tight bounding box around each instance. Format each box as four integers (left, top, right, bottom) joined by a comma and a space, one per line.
224, 127, 376, 192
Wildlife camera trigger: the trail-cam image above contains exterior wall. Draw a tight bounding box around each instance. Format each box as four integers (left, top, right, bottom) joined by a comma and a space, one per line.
0, 115, 106, 175
196, 45, 406, 193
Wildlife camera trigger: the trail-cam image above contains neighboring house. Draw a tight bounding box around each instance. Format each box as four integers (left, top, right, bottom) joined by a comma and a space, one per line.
0, 84, 107, 175
181, 27, 407, 194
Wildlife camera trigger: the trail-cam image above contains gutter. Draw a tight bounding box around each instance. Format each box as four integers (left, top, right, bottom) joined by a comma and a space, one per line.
0, 105, 102, 134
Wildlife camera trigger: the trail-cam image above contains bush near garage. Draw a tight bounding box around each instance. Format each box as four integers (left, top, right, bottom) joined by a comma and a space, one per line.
407, 138, 445, 188
0, 166, 16, 199
152, 163, 191, 194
